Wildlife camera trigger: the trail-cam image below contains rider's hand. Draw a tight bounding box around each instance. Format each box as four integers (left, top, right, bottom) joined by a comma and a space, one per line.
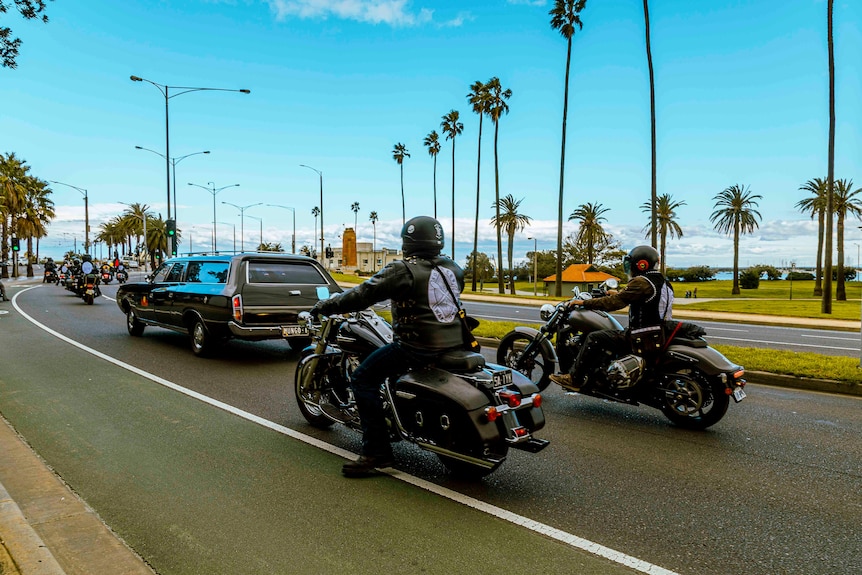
567, 299, 585, 309
310, 302, 326, 319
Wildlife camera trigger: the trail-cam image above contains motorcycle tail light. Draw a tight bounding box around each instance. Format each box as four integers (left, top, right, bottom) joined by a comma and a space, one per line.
498, 390, 521, 408
513, 426, 529, 438
484, 406, 500, 422
232, 295, 243, 322
532, 394, 542, 408
733, 369, 745, 380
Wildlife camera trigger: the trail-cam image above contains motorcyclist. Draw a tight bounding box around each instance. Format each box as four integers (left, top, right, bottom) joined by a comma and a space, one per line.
80, 254, 101, 296
0, 278, 8, 302
43, 257, 56, 283
310, 215, 468, 477
549, 245, 674, 392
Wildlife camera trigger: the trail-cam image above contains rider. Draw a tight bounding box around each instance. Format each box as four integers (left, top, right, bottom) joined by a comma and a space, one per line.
549, 245, 674, 392
80, 254, 101, 296
310, 215, 468, 478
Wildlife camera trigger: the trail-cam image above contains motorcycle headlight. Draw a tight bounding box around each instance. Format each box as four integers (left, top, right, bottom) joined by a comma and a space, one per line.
539, 304, 555, 321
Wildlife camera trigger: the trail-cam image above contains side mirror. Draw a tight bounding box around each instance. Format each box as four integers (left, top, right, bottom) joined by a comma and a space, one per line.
605, 278, 619, 290
316, 286, 331, 300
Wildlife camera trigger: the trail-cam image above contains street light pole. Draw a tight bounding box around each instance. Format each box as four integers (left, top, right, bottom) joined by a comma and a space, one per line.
528, 236, 538, 296
189, 182, 240, 253
247, 215, 263, 250
49, 181, 89, 254
300, 165, 324, 265
218, 221, 236, 253
130, 75, 250, 220
135, 146, 210, 224
265, 204, 296, 254
222, 202, 262, 252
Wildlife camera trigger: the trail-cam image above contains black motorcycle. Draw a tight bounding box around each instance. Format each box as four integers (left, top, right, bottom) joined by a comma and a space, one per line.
294, 308, 549, 477
115, 269, 128, 284
496, 280, 746, 430
43, 268, 57, 283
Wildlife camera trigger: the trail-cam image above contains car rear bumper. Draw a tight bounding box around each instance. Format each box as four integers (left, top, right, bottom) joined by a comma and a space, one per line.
227, 321, 284, 340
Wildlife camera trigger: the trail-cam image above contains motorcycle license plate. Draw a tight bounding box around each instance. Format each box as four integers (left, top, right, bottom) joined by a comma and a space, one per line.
86, 289, 94, 295
281, 324, 309, 337
732, 387, 747, 403
492, 369, 513, 389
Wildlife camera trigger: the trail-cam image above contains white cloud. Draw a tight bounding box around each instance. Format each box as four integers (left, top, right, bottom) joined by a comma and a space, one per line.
266, 0, 433, 26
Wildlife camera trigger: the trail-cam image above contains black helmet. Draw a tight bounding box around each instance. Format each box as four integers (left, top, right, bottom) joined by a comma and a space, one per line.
623, 245, 659, 277
82, 254, 92, 262
401, 216, 445, 257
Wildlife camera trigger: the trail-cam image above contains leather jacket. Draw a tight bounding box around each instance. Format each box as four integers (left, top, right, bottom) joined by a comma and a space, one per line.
315, 255, 466, 353
581, 271, 673, 330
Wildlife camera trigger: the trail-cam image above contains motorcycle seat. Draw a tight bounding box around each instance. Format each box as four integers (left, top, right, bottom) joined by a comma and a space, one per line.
437, 350, 486, 372
669, 337, 707, 348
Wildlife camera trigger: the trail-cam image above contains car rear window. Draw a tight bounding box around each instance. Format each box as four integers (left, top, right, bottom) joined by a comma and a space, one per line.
186, 261, 229, 283
247, 261, 328, 285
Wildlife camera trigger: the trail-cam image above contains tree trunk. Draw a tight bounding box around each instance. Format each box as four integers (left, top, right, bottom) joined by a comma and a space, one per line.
555, 38, 573, 298
822, 0, 835, 314
472, 114, 484, 292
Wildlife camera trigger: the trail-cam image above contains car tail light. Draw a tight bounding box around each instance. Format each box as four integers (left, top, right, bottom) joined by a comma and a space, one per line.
232, 295, 243, 322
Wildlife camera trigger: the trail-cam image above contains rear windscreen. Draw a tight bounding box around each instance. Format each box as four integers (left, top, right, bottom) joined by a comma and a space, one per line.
186, 261, 230, 283
247, 261, 328, 285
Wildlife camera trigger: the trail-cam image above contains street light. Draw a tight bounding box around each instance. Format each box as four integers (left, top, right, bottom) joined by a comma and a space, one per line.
49, 181, 89, 254
266, 204, 296, 254
527, 236, 538, 296
247, 215, 263, 250
218, 221, 236, 253
129, 75, 250, 220
189, 182, 240, 253
135, 146, 210, 223
222, 201, 262, 252
300, 164, 324, 265
119, 202, 149, 271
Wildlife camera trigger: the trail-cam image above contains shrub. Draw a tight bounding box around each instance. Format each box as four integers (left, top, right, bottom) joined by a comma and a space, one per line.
739, 269, 760, 289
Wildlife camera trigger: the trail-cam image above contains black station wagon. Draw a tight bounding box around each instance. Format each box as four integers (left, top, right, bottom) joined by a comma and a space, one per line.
115, 253, 342, 356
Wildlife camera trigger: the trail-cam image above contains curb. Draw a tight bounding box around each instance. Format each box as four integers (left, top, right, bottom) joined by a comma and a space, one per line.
0, 482, 66, 575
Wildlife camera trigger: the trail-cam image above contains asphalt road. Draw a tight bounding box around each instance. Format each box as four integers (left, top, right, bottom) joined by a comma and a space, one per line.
1, 280, 860, 575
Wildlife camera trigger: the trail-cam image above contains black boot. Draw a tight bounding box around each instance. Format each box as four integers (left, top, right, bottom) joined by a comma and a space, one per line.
342, 454, 394, 478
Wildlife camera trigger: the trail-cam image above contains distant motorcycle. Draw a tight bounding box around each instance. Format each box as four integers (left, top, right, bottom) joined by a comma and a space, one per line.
115, 269, 128, 284
44, 269, 57, 283
100, 270, 113, 284
81, 273, 99, 305
496, 279, 747, 430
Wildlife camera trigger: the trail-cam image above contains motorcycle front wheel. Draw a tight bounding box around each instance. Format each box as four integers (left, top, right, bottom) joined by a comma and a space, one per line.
294, 357, 336, 429
496, 333, 554, 391
660, 368, 730, 430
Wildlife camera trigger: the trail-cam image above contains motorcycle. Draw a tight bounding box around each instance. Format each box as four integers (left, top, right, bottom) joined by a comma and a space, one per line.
43, 269, 57, 283
81, 273, 99, 305
294, 307, 549, 478
496, 279, 746, 430
100, 270, 113, 284
115, 269, 128, 284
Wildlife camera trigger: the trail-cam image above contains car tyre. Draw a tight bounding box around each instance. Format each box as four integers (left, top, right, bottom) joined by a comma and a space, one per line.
126, 309, 145, 336
190, 317, 218, 358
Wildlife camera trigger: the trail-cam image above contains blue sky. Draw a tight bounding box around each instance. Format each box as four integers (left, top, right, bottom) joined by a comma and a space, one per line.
2, 0, 861, 269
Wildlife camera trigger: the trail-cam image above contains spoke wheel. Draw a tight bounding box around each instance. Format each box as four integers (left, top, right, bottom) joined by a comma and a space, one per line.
294, 358, 336, 428
496, 333, 553, 390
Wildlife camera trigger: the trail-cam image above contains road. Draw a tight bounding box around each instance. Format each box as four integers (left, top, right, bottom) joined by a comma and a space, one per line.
1, 280, 860, 575
462, 299, 862, 358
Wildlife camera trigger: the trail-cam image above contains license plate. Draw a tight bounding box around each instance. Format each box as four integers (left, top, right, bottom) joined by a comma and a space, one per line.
492, 369, 513, 389
86, 289, 94, 295
732, 387, 747, 403
281, 324, 309, 337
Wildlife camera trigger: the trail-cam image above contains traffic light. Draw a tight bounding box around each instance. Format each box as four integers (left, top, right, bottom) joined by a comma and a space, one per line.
11, 237, 19, 252
166, 219, 176, 237
325, 246, 333, 259
171, 236, 178, 257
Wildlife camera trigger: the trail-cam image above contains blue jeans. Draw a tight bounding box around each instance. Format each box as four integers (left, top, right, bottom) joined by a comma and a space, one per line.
350, 342, 436, 458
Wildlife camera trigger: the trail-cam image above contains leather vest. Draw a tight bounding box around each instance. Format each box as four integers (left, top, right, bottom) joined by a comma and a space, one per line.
392, 256, 465, 352
628, 271, 673, 330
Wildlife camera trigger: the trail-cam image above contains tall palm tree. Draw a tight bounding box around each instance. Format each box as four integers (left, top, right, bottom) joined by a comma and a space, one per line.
20, 177, 54, 276
823, 0, 836, 314
710, 184, 762, 295
490, 195, 531, 294
467, 79, 490, 291
311, 206, 320, 258
369, 210, 379, 271
392, 143, 410, 226
796, 178, 828, 296
833, 178, 862, 301
550, 0, 588, 297
486, 77, 513, 295
568, 202, 610, 265
441, 109, 464, 260
640, 194, 685, 275
423, 130, 441, 218
0, 152, 31, 277
643, 0, 658, 248
351, 201, 360, 235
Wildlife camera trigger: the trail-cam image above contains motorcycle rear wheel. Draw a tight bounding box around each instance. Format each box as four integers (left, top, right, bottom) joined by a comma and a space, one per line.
660, 368, 730, 430
496, 333, 554, 391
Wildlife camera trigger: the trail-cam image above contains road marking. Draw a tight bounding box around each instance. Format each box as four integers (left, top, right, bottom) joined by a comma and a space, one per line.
14, 285, 679, 575
800, 334, 859, 341
707, 335, 858, 351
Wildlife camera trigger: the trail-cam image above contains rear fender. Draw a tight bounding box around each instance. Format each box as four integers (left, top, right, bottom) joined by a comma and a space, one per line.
664, 344, 742, 376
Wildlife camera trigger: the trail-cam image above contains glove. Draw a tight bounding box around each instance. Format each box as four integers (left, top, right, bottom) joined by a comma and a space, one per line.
309, 301, 326, 319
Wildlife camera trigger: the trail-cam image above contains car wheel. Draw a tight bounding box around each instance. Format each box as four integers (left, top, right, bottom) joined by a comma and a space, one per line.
126, 309, 145, 336
190, 318, 218, 357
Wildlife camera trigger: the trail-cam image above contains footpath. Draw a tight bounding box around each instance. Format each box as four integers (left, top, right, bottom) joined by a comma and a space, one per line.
1, 274, 859, 575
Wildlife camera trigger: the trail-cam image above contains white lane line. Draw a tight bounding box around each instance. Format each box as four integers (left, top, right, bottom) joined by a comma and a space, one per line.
707, 335, 857, 351
14, 286, 679, 575
800, 334, 858, 341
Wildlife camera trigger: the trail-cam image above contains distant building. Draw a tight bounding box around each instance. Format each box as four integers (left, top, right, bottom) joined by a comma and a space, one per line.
322, 238, 402, 274
543, 264, 619, 295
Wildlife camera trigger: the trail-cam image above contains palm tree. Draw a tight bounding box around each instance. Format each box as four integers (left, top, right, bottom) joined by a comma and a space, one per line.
568, 202, 610, 265
423, 131, 441, 218
643, 0, 658, 248
467, 80, 490, 291
710, 184, 762, 295
120, 203, 151, 259
490, 195, 531, 294
641, 194, 685, 275
486, 77, 513, 295
796, 178, 828, 296
549, 0, 588, 297
20, 177, 54, 276
441, 109, 464, 260
0, 152, 31, 277
823, 0, 836, 314
351, 201, 360, 235
392, 143, 410, 226
369, 211, 379, 271
833, 179, 862, 301
311, 206, 320, 258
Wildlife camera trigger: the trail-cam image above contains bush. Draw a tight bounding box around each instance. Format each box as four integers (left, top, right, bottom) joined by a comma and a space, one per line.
739, 269, 760, 289
786, 271, 814, 281
667, 266, 715, 282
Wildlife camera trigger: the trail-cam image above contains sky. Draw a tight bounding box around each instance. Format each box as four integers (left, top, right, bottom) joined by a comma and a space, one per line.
2, 0, 861, 270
